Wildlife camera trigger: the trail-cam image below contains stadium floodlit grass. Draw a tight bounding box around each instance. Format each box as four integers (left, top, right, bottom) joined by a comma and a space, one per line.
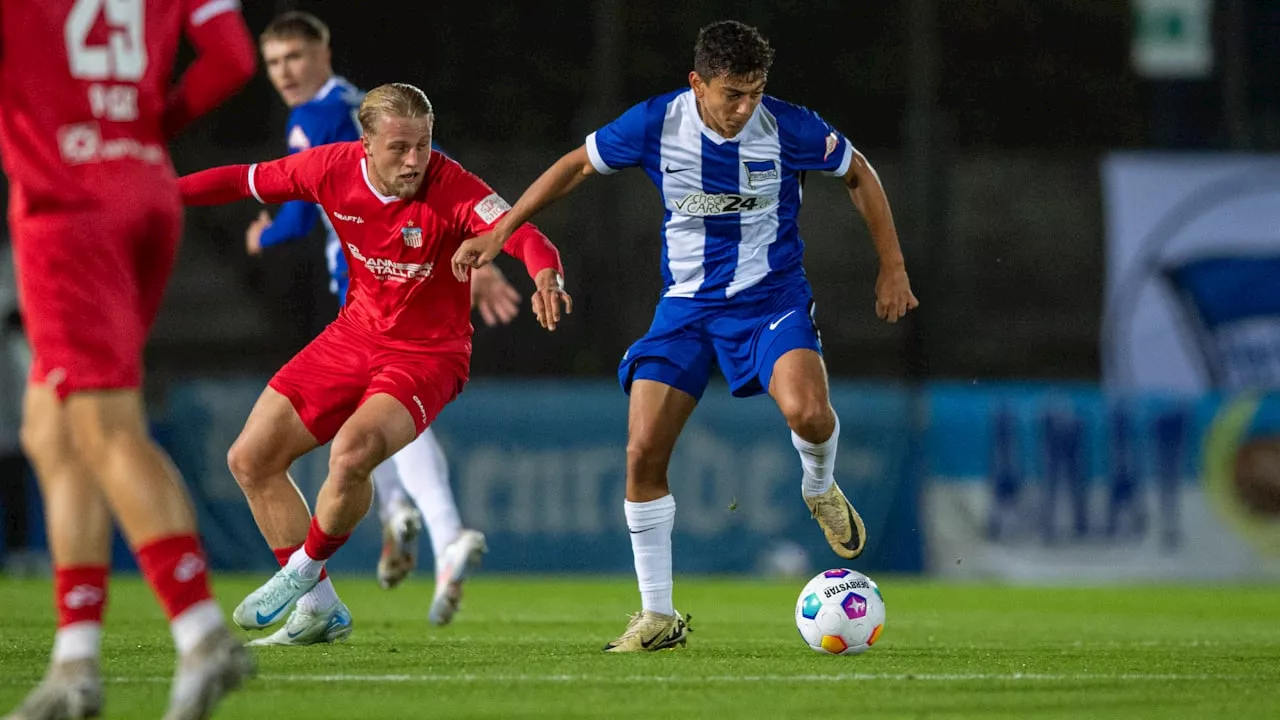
1, 576, 1278, 719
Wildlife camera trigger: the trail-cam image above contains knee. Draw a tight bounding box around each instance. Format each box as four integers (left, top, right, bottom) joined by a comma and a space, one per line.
64, 395, 145, 466
19, 412, 49, 462
227, 436, 283, 493
328, 432, 386, 490
625, 435, 672, 484
19, 410, 70, 470
781, 399, 836, 443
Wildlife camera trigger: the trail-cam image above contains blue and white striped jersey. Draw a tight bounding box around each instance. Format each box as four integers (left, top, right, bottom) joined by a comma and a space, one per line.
586, 89, 853, 301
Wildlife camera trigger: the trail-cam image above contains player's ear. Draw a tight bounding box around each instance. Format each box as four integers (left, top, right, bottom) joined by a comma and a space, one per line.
688, 71, 703, 97
361, 133, 372, 155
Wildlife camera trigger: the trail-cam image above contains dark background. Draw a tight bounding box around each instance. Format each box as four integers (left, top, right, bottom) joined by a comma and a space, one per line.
38, 0, 1280, 389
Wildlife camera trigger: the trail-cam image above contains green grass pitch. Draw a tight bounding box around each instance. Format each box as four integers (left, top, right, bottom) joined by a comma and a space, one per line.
2, 576, 1278, 719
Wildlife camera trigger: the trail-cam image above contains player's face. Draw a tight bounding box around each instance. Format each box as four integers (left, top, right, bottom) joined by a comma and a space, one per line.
690, 72, 766, 139
262, 37, 332, 108
363, 114, 434, 199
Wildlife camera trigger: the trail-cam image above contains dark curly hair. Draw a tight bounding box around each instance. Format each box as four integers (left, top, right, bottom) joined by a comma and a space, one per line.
693, 20, 774, 81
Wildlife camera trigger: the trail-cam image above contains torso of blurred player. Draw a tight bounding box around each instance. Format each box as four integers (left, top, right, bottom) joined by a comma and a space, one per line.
0, 0, 192, 215
248, 140, 509, 351
0, 0, 251, 395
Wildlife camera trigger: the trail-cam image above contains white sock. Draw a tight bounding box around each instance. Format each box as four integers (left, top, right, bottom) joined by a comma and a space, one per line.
297, 576, 340, 613
393, 428, 463, 565
794, 414, 840, 497
52, 622, 101, 663
372, 459, 407, 525
625, 494, 676, 616
285, 546, 325, 580
170, 600, 224, 655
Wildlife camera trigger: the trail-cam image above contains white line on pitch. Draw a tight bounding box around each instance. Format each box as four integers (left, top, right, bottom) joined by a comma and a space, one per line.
55, 672, 1257, 685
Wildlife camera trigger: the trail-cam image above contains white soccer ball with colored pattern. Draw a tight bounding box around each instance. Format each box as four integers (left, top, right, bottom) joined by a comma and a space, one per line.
794, 569, 885, 655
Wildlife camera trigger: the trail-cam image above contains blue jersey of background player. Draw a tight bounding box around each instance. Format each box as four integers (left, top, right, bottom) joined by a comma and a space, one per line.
451, 21, 919, 652
245, 73, 361, 299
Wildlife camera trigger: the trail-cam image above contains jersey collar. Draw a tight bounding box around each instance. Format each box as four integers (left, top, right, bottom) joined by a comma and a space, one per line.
360, 158, 401, 204
307, 76, 340, 104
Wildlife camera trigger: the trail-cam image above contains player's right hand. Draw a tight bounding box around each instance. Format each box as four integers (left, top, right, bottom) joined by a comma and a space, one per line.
875, 262, 919, 323
451, 231, 506, 281
245, 210, 272, 256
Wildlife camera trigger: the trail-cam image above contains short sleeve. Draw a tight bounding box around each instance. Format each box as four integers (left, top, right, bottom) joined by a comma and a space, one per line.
436, 156, 514, 235
585, 101, 649, 175
765, 97, 854, 177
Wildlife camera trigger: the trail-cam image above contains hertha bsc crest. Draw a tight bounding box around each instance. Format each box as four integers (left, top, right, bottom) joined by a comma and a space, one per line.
402, 225, 423, 248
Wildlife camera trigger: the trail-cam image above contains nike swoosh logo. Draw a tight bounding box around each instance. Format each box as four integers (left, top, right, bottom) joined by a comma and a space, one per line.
255, 601, 291, 627
324, 613, 349, 635
287, 610, 347, 639
664, 164, 693, 174
769, 310, 798, 330
640, 630, 667, 648
629, 528, 653, 534
841, 502, 862, 554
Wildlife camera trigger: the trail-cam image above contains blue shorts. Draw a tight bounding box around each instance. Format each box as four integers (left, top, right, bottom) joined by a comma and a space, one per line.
618, 284, 823, 400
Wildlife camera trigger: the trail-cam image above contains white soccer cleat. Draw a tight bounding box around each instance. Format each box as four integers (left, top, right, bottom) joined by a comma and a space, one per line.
162, 626, 254, 720
232, 567, 319, 630
246, 601, 353, 647
377, 500, 423, 590
2, 658, 102, 720
428, 529, 487, 626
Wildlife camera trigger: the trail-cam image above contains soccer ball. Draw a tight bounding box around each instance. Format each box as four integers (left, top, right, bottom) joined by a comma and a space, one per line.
794, 569, 885, 655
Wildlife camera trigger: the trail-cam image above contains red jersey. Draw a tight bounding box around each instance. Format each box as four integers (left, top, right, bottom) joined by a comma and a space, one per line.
179, 142, 563, 349
0, 0, 255, 215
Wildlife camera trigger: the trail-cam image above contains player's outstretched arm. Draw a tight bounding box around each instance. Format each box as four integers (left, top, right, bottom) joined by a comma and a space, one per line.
180, 152, 326, 208
450, 145, 596, 280
178, 165, 258, 206
844, 151, 919, 323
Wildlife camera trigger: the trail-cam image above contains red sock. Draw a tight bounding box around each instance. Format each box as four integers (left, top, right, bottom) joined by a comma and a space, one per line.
303, 517, 350, 562
135, 534, 213, 620
55, 566, 109, 627
273, 543, 327, 581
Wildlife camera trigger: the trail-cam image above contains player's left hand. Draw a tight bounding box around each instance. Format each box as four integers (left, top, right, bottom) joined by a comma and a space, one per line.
451, 231, 507, 281
471, 264, 522, 326
875, 262, 919, 323
532, 268, 573, 331
245, 210, 272, 256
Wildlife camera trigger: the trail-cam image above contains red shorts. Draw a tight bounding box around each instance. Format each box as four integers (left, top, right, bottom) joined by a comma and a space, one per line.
269, 317, 471, 445
11, 182, 181, 400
